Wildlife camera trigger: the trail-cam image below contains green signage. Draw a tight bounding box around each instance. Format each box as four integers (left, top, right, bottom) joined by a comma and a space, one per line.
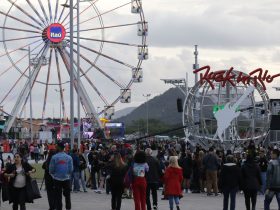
213, 104, 240, 113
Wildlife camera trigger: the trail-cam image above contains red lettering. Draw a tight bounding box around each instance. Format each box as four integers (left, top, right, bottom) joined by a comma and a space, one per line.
193, 66, 280, 90
58, 160, 66, 165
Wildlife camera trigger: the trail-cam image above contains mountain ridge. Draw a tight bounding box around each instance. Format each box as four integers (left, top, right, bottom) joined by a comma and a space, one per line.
115, 88, 185, 126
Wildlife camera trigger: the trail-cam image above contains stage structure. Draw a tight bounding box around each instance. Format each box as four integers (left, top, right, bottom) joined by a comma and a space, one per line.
0, 0, 148, 134
162, 46, 280, 149
183, 66, 273, 148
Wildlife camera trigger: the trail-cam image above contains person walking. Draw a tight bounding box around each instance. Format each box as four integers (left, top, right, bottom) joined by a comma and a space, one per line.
241, 153, 262, 210
88, 149, 100, 190
132, 151, 149, 210
42, 150, 56, 210
192, 152, 203, 193
258, 148, 268, 195
203, 147, 220, 196
49, 142, 73, 210
163, 156, 183, 210
4, 153, 36, 210
145, 148, 162, 210
219, 155, 242, 210
107, 152, 127, 210
264, 149, 280, 210
78, 151, 87, 192
70, 149, 80, 192
179, 150, 193, 194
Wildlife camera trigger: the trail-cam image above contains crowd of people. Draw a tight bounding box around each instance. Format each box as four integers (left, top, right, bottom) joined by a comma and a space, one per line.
0, 138, 280, 210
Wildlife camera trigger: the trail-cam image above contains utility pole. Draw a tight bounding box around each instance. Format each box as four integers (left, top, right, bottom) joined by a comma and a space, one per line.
28, 46, 33, 143
70, 0, 75, 148
194, 45, 199, 84
77, 0, 81, 148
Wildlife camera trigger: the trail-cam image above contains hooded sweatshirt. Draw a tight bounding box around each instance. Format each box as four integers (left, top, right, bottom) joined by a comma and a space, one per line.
219, 163, 242, 191
164, 166, 183, 196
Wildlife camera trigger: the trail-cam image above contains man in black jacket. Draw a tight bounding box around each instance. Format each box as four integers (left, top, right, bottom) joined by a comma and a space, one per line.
258, 149, 268, 194
145, 148, 162, 210
219, 155, 242, 210
264, 149, 280, 210
87, 148, 100, 190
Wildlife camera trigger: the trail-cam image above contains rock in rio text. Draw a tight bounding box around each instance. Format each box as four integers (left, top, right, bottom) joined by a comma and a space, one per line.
193, 66, 280, 90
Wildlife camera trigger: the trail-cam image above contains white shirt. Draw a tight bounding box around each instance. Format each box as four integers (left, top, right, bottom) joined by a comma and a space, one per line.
13, 166, 26, 188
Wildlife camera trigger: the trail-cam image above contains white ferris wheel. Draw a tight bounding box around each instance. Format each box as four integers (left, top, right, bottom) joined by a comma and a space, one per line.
0, 0, 148, 133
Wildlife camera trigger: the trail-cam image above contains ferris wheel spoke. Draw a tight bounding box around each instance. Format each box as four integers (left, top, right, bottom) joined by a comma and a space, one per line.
26, 0, 48, 27
75, 22, 139, 33
38, 0, 50, 25
58, 48, 103, 122
60, 8, 70, 26
54, 0, 60, 22
0, 67, 29, 105
7, 0, 45, 28
42, 49, 54, 119
72, 41, 135, 69
70, 48, 126, 89
47, 0, 53, 23
0, 39, 42, 59
72, 36, 140, 47
0, 10, 42, 31
72, 1, 131, 28
0, 41, 44, 78
54, 49, 66, 118
0, 35, 42, 43
0, 26, 41, 34
63, 0, 99, 26
58, 0, 68, 23
72, 59, 110, 106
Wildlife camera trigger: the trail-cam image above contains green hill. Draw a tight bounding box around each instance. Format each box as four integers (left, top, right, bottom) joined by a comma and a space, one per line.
115, 88, 185, 128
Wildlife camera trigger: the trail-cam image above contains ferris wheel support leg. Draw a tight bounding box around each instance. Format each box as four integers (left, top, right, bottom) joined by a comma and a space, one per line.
3, 45, 50, 133
59, 48, 103, 129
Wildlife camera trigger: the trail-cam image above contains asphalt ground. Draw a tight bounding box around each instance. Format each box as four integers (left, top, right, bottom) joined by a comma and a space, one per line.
1, 188, 279, 210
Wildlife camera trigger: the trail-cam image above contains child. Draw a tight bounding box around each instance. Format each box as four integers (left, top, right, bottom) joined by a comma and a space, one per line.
163, 156, 183, 210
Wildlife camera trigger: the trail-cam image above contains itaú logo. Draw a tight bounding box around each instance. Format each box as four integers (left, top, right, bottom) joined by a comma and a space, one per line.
47, 23, 66, 43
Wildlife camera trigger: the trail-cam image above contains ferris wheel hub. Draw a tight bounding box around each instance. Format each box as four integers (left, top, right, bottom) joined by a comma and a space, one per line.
42, 23, 66, 44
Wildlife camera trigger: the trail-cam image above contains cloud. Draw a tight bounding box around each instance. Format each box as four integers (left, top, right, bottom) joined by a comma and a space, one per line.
136, 0, 280, 49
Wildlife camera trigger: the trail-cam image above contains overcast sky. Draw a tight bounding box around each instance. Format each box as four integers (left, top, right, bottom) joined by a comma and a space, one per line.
0, 0, 279, 118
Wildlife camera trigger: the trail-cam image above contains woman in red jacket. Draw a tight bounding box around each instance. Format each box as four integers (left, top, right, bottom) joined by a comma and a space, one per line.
164, 156, 183, 210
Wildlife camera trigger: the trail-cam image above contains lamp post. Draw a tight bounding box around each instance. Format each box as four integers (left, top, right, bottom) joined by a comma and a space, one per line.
143, 93, 151, 135
62, 0, 94, 148
77, 0, 81, 148
69, 0, 75, 149
19, 47, 33, 142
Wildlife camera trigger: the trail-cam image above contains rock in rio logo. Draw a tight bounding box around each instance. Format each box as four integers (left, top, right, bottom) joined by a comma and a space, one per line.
47, 23, 66, 43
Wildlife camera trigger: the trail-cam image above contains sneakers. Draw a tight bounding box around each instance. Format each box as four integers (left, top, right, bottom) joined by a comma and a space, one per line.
153, 205, 158, 210
94, 189, 102, 194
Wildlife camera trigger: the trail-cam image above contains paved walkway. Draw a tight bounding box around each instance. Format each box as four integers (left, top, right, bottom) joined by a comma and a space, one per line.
1, 189, 279, 210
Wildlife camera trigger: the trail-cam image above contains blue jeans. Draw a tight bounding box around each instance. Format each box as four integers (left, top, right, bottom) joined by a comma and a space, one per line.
261, 172, 267, 194
168, 196, 179, 209
264, 190, 280, 210
223, 188, 237, 210
80, 170, 86, 191
72, 171, 80, 191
